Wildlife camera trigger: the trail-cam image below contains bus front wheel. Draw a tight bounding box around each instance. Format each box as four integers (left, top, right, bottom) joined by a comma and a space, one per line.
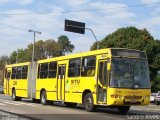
117, 106, 130, 114
40, 91, 47, 105
83, 93, 95, 112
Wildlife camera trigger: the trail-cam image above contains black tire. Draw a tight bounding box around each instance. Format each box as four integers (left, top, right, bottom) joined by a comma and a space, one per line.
47, 100, 53, 105
40, 91, 47, 105
117, 106, 130, 114
32, 98, 40, 103
65, 102, 77, 107
155, 101, 160, 105
12, 89, 16, 101
12, 89, 18, 101
12, 89, 21, 101
83, 93, 95, 112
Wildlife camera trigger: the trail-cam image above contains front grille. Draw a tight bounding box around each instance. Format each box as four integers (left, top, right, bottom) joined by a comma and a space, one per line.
124, 96, 142, 99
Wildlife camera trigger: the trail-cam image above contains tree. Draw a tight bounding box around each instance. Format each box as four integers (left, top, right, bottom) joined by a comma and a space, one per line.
91, 26, 160, 92
151, 75, 160, 92
0, 55, 9, 70
58, 35, 75, 55
27, 40, 46, 60
8, 36, 75, 62
44, 39, 61, 58
9, 50, 17, 64
0, 55, 9, 86
9, 49, 29, 64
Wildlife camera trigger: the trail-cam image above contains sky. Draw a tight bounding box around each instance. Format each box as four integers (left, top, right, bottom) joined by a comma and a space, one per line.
0, 0, 160, 56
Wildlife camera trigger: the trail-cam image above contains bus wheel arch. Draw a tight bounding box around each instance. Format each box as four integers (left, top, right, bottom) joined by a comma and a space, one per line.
82, 89, 92, 104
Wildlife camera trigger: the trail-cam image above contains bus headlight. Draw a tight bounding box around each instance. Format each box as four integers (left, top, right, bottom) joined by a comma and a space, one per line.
143, 95, 149, 99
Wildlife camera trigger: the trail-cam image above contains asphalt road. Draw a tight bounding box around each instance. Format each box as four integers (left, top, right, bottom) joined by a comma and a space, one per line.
0, 94, 160, 120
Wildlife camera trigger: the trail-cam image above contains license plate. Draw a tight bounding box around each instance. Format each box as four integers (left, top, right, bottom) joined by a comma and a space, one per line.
130, 99, 136, 102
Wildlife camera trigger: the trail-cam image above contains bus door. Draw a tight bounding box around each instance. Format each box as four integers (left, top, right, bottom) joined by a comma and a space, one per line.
6, 70, 11, 95
57, 64, 66, 100
97, 60, 108, 104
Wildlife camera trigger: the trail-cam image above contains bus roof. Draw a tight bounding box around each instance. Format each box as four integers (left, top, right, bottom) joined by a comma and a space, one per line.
5, 48, 145, 66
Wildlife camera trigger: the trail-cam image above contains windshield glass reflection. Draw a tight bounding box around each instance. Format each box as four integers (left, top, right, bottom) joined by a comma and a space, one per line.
110, 58, 150, 89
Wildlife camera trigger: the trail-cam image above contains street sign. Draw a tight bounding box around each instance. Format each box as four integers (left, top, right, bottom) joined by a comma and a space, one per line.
65, 19, 85, 34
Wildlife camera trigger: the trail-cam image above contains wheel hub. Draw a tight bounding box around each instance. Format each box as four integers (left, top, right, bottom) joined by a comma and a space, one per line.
86, 97, 92, 108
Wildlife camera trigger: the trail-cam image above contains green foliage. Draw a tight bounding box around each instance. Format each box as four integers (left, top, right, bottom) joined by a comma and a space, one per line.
0, 70, 3, 85
58, 35, 75, 55
0, 35, 75, 86
0, 56, 9, 70
44, 39, 61, 58
2, 35, 75, 65
0, 56, 9, 85
27, 40, 46, 60
91, 26, 160, 92
10, 49, 28, 64
151, 75, 160, 92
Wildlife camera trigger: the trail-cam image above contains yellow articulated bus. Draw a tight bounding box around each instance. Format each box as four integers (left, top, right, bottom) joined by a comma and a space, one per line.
4, 48, 151, 113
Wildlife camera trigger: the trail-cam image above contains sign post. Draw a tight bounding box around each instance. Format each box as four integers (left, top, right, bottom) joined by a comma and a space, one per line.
65, 19, 99, 49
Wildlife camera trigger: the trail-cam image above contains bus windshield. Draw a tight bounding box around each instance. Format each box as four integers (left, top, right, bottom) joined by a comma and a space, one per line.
110, 58, 150, 89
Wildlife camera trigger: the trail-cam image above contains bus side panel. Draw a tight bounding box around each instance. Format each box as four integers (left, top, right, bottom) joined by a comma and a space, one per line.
64, 78, 81, 103
64, 77, 97, 104
15, 80, 28, 98
80, 78, 97, 104
36, 79, 57, 100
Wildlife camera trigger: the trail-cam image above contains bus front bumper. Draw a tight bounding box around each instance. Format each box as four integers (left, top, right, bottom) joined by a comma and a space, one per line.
107, 97, 150, 106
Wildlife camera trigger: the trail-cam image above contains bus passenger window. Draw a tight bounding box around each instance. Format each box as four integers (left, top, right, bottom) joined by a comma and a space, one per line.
22, 66, 28, 79
16, 66, 22, 79
68, 58, 81, 77
7, 72, 11, 80
48, 62, 57, 78
81, 56, 96, 77
40, 63, 48, 79
11, 67, 17, 79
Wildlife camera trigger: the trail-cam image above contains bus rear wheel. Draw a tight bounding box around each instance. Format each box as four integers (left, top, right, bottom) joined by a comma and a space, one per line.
83, 93, 95, 112
40, 91, 47, 105
12, 89, 21, 101
117, 106, 130, 114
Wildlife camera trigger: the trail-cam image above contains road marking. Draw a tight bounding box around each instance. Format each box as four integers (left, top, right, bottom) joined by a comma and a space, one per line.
3, 101, 24, 105
0, 99, 37, 106
0, 103, 6, 105
22, 103, 37, 106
